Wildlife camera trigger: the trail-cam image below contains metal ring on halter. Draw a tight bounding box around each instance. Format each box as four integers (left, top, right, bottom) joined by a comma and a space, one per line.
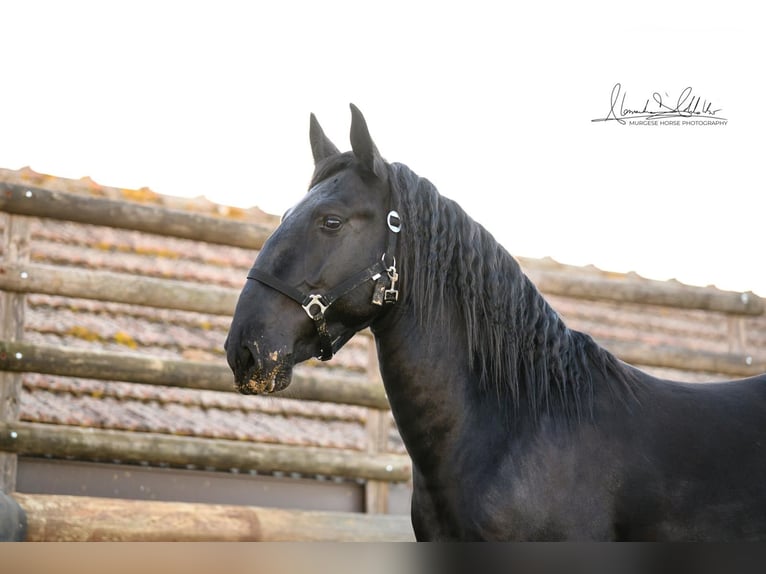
387, 210, 402, 233
381, 253, 396, 271
302, 294, 329, 319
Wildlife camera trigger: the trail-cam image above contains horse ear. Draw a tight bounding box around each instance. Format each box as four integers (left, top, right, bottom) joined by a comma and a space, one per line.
310, 113, 340, 164
349, 103, 387, 180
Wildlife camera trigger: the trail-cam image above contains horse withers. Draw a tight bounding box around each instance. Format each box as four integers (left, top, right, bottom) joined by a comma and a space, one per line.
225, 105, 766, 541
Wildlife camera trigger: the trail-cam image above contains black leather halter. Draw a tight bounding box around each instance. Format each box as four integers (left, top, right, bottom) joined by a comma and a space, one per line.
247, 210, 401, 361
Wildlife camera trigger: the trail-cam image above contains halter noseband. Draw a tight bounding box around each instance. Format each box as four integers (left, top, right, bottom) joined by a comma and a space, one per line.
246, 210, 401, 361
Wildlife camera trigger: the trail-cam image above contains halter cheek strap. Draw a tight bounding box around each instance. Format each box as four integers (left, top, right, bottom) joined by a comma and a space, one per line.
246, 209, 401, 361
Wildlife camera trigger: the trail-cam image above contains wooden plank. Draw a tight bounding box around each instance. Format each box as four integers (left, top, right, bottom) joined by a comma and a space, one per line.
3, 183, 762, 317
528, 269, 763, 316
4, 333, 763, 399
0, 340, 390, 409
13, 493, 415, 541
364, 343, 390, 514
288, 362, 388, 409
8, 260, 760, 320
0, 183, 273, 250
0, 340, 233, 391
0, 213, 30, 492
0, 262, 239, 316
0, 422, 411, 483
601, 339, 766, 378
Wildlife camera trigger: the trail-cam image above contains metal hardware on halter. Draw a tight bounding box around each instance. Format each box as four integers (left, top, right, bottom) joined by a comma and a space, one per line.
387, 210, 402, 233
372, 255, 399, 306
302, 294, 329, 319
384, 258, 399, 303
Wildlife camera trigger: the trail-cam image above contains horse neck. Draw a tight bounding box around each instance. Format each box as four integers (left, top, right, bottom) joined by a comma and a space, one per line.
370, 255, 632, 466
371, 301, 480, 469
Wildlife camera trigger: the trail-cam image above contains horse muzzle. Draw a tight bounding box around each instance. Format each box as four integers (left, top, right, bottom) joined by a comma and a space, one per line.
226, 336, 295, 395
237, 362, 293, 395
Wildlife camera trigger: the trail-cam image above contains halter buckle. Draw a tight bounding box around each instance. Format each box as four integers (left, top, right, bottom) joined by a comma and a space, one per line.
302, 294, 329, 319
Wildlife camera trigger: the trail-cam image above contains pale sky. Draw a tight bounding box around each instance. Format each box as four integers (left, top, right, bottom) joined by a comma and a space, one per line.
2, 1, 764, 295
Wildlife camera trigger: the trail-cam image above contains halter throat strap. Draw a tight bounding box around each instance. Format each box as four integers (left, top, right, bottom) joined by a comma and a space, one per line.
246, 209, 401, 361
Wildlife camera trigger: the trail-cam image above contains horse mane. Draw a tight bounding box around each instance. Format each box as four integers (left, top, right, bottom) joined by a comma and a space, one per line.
388, 161, 641, 421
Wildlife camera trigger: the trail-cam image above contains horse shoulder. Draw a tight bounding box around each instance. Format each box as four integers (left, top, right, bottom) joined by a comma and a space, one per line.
450, 420, 626, 540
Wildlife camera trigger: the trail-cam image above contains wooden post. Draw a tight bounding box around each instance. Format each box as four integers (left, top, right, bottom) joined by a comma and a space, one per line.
364, 335, 391, 514
0, 213, 30, 493
727, 316, 747, 355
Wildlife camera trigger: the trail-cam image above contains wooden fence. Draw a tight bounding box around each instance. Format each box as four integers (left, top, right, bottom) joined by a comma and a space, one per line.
1, 180, 765, 541
0, 182, 412, 541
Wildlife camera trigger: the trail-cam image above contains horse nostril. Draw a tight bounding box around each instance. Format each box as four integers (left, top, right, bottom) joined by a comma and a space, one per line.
225, 336, 256, 381
241, 345, 256, 373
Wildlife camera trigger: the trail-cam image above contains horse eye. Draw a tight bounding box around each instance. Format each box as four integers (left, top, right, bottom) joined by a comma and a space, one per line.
322, 216, 343, 231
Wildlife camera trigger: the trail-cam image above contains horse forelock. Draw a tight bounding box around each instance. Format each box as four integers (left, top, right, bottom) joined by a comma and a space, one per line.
308, 152, 357, 189
389, 162, 636, 422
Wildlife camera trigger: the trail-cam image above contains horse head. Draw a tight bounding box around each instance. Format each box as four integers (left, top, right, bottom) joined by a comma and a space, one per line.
225, 104, 401, 394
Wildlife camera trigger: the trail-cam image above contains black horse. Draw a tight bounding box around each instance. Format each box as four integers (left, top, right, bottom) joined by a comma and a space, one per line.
225, 105, 766, 541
